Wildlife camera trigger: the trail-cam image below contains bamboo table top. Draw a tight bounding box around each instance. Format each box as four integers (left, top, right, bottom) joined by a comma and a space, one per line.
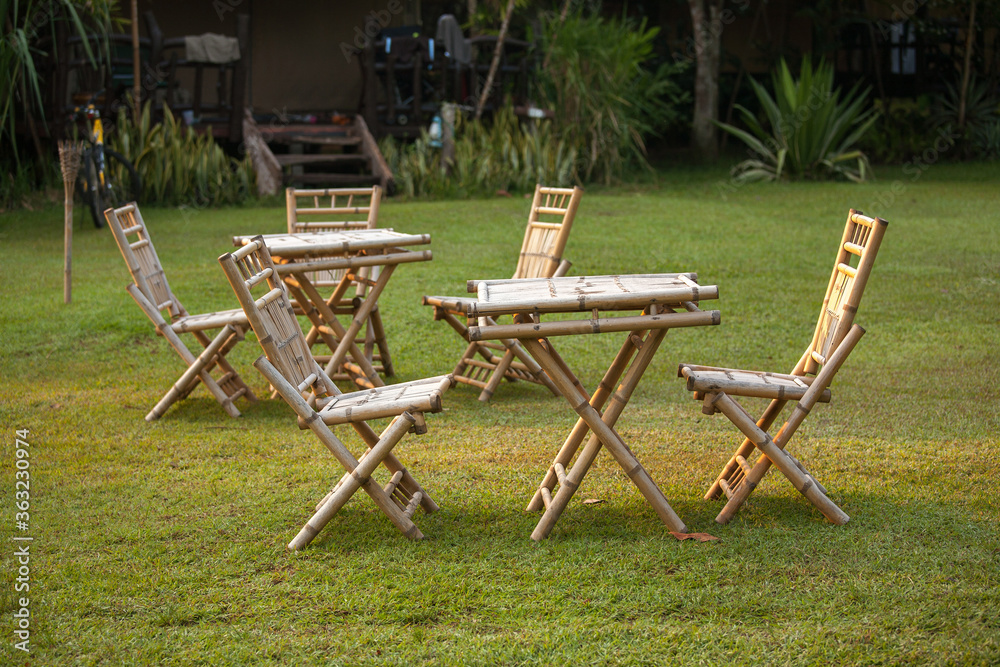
232, 230, 431, 259
467, 273, 720, 341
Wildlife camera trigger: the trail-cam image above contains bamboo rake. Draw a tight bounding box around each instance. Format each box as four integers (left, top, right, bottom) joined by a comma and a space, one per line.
58, 141, 83, 304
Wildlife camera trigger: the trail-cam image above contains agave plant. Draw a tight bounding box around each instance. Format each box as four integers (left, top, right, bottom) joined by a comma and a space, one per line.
718, 57, 878, 182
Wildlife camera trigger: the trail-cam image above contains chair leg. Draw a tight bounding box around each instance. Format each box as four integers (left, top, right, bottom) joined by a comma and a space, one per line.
253, 357, 425, 549
191, 328, 258, 404
706, 325, 864, 523
708, 392, 849, 525
705, 397, 787, 500
478, 348, 516, 402
289, 413, 420, 550
366, 304, 394, 377
127, 284, 253, 420
147, 324, 245, 421
348, 420, 440, 514
501, 337, 560, 396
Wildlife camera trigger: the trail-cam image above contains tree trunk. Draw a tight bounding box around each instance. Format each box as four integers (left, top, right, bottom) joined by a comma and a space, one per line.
476, 0, 517, 120
689, 0, 723, 162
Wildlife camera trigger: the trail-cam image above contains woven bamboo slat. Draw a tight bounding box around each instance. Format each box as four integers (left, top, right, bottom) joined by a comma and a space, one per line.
679, 366, 832, 403
233, 230, 431, 258
219, 236, 452, 549
469, 274, 716, 318
469, 309, 719, 341
270, 250, 433, 275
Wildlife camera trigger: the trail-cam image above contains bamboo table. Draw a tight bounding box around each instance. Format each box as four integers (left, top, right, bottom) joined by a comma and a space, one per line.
466, 273, 720, 540
232, 230, 432, 388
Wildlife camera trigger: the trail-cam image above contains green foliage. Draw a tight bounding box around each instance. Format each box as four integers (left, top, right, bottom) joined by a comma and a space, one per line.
380, 106, 577, 198
718, 56, 878, 182
535, 11, 689, 184
384, 10, 688, 197
1, 0, 117, 163
107, 102, 255, 206
929, 75, 1000, 158
973, 119, 1000, 160
858, 100, 938, 165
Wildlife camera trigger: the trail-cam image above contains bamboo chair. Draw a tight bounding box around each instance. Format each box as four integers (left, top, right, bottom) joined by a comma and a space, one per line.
105, 203, 257, 421
285, 186, 394, 378
422, 184, 583, 401
219, 236, 452, 550
678, 209, 888, 525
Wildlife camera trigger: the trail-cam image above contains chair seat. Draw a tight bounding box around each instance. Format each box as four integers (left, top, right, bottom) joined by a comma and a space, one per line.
171, 307, 249, 333
317, 375, 454, 425
678, 364, 832, 403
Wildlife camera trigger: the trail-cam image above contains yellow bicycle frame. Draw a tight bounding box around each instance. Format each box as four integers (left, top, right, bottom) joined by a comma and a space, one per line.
92, 115, 106, 187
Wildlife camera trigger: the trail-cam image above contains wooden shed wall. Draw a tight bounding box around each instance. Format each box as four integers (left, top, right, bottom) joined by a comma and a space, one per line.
135, 0, 412, 113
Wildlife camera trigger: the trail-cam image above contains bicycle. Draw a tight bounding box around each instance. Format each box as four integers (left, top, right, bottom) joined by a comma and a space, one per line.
68, 92, 141, 228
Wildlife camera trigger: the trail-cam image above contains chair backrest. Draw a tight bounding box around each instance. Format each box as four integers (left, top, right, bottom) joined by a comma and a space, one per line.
286, 186, 382, 234
286, 186, 383, 290
106, 202, 187, 320
511, 184, 583, 280
218, 237, 339, 398
802, 209, 888, 375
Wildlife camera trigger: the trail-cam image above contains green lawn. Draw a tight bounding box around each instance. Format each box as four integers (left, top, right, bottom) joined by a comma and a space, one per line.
1, 163, 998, 665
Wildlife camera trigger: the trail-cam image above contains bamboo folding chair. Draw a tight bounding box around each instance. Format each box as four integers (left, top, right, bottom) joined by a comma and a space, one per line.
422, 184, 583, 401
678, 209, 888, 525
285, 186, 394, 378
106, 203, 257, 421
219, 236, 452, 549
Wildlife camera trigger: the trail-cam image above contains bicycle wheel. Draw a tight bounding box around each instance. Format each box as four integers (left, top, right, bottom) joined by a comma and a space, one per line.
101, 149, 142, 210
75, 151, 105, 229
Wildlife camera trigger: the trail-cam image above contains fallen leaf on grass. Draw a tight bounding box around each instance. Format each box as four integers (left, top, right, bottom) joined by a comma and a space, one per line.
582, 498, 604, 505
670, 532, 720, 542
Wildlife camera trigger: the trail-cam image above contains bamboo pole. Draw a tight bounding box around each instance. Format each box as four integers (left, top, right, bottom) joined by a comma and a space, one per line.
526, 325, 647, 512
468, 285, 717, 318
709, 392, 849, 525
715, 324, 865, 524
253, 357, 423, 548
469, 309, 719, 341
293, 413, 416, 550
529, 327, 673, 539
520, 336, 686, 538
58, 142, 82, 304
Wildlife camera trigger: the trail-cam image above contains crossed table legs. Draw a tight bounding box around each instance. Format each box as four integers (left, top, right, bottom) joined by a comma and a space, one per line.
511, 305, 717, 540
